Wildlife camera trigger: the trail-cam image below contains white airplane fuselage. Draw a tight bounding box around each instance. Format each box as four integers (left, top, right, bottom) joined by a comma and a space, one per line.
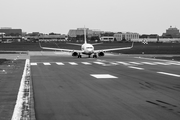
81, 43, 94, 55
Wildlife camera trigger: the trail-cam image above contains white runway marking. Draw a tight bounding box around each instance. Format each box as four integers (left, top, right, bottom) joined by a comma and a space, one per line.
93, 62, 105, 65
153, 62, 169, 65
141, 62, 156, 65
30, 63, 37, 66
69, 62, 78, 65
81, 62, 92, 65
128, 66, 144, 70
90, 74, 118, 78
30, 61, 179, 66
116, 61, 130, 65
157, 72, 180, 77
135, 57, 172, 62
129, 62, 142, 65
43, 62, 51, 65
166, 62, 180, 65
56, 62, 64, 65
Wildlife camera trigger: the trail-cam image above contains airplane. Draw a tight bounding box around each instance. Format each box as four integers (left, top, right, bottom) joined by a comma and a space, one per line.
39, 28, 134, 58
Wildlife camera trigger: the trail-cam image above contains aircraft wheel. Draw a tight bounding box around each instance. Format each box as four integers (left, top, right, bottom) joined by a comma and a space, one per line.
78, 55, 82, 58
93, 55, 97, 58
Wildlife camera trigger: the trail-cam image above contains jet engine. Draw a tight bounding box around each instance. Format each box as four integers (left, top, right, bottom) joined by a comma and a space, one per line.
72, 52, 78, 56
98, 52, 104, 56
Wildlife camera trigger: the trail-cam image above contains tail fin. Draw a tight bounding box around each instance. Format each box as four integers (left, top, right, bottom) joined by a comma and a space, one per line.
84, 27, 87, 44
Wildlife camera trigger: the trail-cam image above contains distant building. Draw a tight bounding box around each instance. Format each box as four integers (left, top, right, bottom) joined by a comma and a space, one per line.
100, 36, 115, 41
162, 26, 180, 38
0, 28, 22, 36
0, 28, 22, 42
139, 34, 159, 38
68, 28, 103, 42
114, 32, 139, 41
39, 34, 66, 42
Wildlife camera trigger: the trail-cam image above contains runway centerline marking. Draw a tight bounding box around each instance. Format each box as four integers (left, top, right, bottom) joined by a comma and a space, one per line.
90, 74, 118, 79
157, 72, 180, 77
128, 66, 144, 70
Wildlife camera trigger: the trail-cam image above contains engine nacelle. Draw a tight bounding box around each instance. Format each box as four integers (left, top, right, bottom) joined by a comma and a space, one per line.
72, 52, 78, 56
98, 52, 104, 56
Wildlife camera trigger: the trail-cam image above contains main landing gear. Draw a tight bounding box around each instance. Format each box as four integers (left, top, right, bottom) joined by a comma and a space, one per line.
93, 53, 97, 58
77, 53, 82, 58
77, 53, 97, 58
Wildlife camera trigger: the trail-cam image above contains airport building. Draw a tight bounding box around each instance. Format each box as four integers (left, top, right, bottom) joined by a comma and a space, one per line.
25, 34, 66, 42
162, 26, 180, 38
114, 32, 139, 41
38, 34, 66, 42
100, 36, 115, 41
0, 27, 22, 36
0, 28, 22, 43
68, 28, 103, 42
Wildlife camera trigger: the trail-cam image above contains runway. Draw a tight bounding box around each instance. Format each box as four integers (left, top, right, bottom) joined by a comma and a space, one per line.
30, 52, 180, 120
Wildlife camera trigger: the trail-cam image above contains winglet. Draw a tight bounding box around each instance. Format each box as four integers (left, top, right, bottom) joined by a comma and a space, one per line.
131, 42, 134, 48
39, 42, 42, 48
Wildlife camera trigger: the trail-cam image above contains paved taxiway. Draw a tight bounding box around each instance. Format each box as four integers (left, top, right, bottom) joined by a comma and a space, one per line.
30, 52, 180, 120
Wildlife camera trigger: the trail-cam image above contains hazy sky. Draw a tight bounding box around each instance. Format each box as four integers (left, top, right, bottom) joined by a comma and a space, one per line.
0, 0, 180, 35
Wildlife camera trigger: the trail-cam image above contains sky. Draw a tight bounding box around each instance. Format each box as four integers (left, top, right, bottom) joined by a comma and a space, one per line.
0, 0, 180, 35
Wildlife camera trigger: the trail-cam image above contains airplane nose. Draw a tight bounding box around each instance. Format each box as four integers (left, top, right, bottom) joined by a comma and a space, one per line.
87, 49, 93, 53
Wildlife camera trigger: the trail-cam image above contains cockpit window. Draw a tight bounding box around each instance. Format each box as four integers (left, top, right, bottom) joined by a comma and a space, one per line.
87, 47, 93, 49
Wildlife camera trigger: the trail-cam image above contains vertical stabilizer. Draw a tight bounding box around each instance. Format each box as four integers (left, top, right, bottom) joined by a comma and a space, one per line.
84, 27, 87, 44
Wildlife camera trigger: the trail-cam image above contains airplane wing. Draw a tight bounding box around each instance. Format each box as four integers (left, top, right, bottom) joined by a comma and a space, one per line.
94, 42, 134, 53
66, 43, 82, 46
67, 42, 103, 46
39, 42, 82, 53
91, 43, 103, 45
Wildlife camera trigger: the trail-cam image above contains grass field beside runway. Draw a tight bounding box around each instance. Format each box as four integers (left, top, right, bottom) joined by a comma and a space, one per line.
1, 42, 180, 61
0, 59, 25, 120
0, 42, 180, 54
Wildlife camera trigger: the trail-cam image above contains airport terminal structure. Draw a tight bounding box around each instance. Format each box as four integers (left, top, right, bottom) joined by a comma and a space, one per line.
0, 26, 180, 43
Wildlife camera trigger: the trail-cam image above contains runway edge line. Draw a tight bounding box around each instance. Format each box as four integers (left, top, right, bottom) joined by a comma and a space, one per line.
11, 59, 36, 120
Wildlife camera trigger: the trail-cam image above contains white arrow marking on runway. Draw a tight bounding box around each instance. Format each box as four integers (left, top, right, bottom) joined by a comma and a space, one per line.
128, 66, 144, 70
157, 72, 180, 77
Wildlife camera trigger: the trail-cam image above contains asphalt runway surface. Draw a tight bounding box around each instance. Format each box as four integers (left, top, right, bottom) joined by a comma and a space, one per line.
30, 52, 180, 120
